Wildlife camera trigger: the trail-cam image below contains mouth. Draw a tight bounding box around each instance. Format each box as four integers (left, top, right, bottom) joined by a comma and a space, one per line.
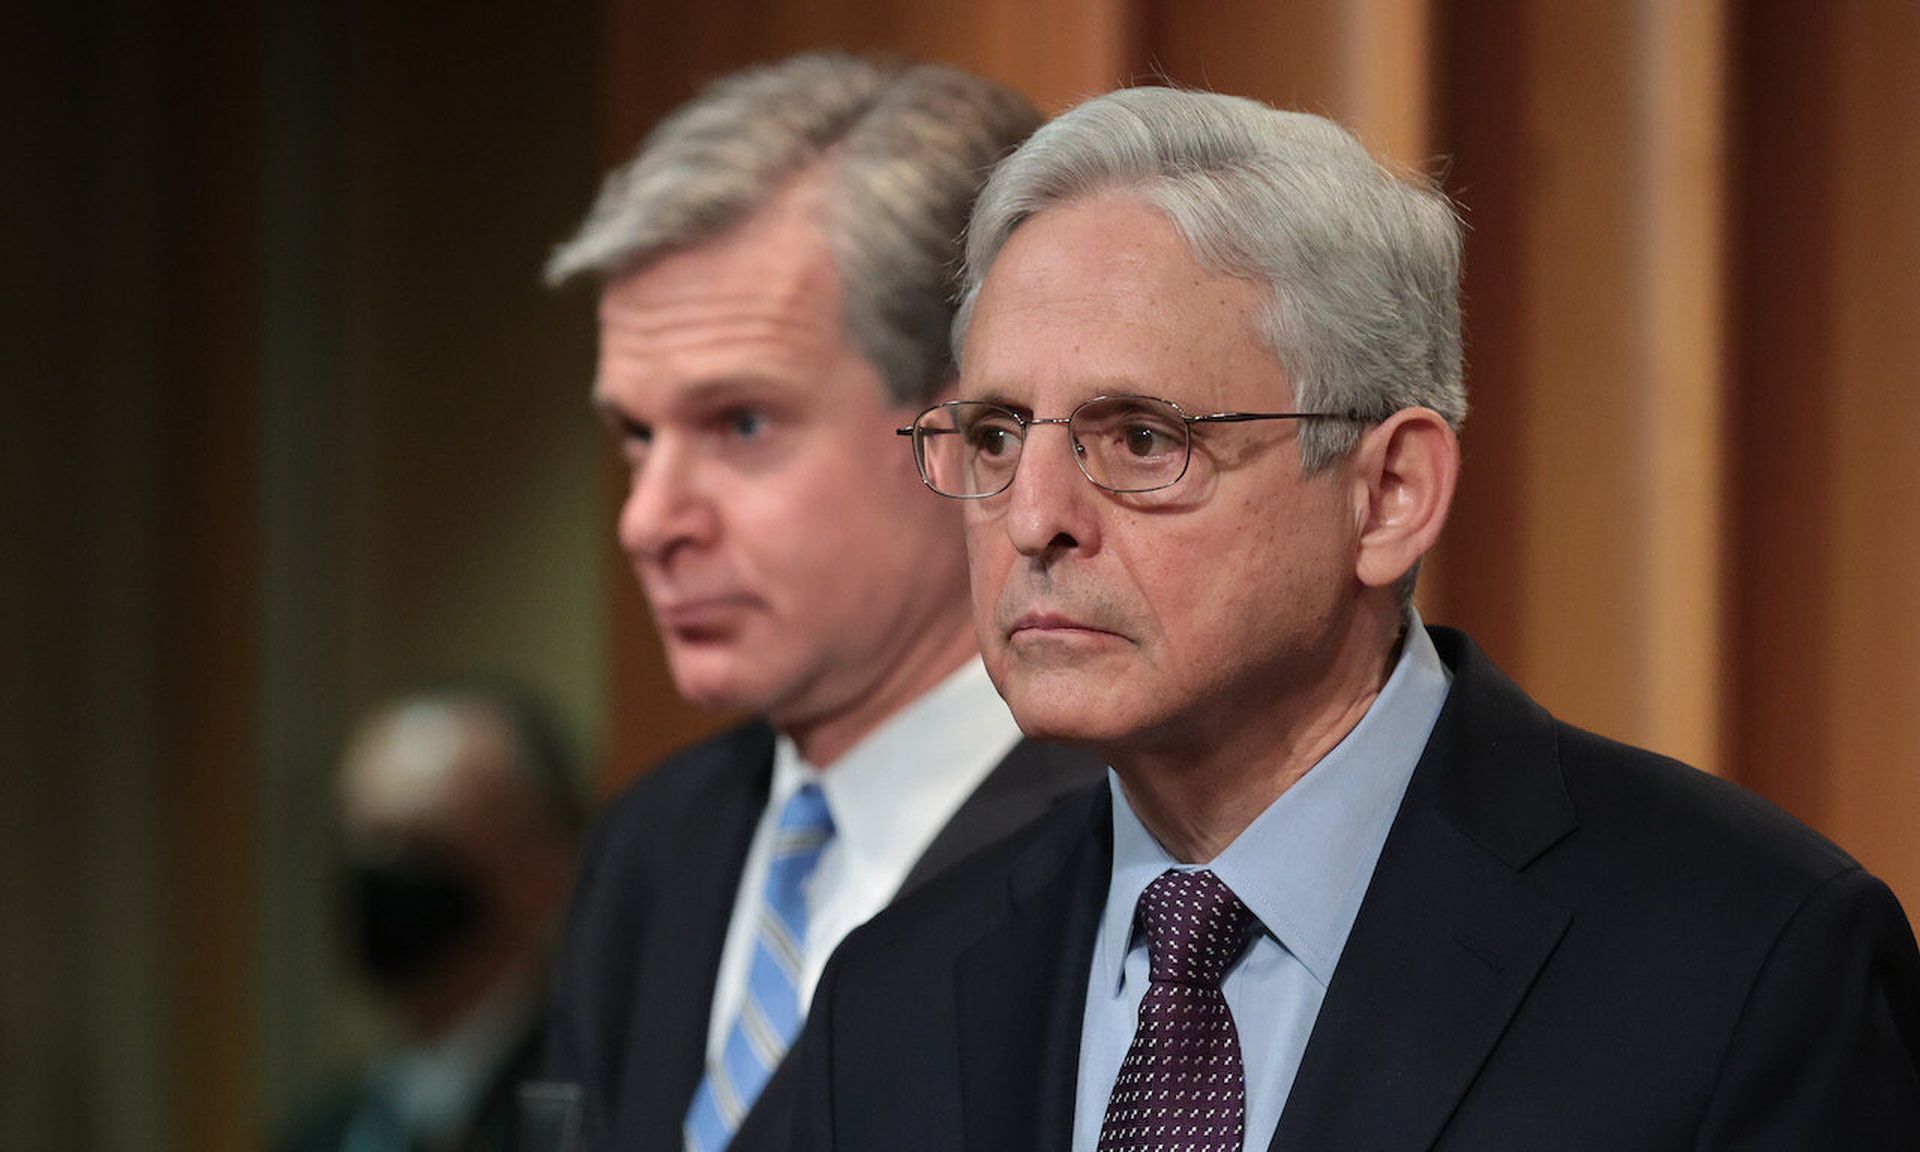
652, 595, 756, 640
1007, 610, 1125, 644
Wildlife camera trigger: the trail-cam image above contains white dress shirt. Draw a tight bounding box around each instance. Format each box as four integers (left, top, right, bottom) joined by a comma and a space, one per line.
704, 657, 1024, 1062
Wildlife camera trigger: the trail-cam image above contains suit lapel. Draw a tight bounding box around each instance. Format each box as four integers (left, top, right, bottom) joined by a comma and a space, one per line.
954, 787, 1112, 1152
902, 739, 1107, 896
616, 728, 774, 1152
1269, 629, 1578, 1152
1266, 803, 1571, 1151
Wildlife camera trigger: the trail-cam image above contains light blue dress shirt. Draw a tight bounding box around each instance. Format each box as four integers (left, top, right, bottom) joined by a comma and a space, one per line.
1071, 619, 1453, 1152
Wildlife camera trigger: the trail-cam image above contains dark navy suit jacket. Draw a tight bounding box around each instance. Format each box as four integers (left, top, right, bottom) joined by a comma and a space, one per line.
543, 720, 1104, 1152
792, 628, 1920, 1151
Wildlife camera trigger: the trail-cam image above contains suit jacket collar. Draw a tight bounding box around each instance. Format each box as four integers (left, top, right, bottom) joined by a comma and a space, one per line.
1266, 626, 1578, 1150
1410, 628, 1578, 870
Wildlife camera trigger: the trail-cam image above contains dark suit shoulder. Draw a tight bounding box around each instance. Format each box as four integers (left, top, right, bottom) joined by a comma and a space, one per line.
588, 721, 776, 845
826, 778, 1108, 992
1551, 719, 1860, 904
1524, 723, 1920, 1144
543, 721, 773, 1104
562, 718, 773, 962
1427, 627, 1860, 903
566, 724, 761, 904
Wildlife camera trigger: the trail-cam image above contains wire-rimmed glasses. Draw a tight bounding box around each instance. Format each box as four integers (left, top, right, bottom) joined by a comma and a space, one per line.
896, 394, 1363, 499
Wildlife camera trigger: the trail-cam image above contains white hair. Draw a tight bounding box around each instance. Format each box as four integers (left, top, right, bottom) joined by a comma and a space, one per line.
547, 53, 1040, 405
956, 86, 1467, 471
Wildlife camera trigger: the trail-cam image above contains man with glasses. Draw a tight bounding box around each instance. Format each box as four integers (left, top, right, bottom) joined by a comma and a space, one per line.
792, 88, 1920, 1150
538, 55, 1101, 1152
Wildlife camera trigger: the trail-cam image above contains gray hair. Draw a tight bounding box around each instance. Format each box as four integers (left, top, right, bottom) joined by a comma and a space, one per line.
956, 87, 1467, 471
547, 53, 1041, 405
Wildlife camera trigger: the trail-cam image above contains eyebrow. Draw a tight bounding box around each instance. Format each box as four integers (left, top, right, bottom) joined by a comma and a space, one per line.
961, 378, 1162, 416
592, 375, 801, 433
960, 387, 1030, 416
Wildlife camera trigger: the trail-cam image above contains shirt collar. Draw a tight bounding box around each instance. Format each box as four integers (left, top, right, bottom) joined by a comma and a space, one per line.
1100, 616, 1452, 990
770, 657, 1023, 884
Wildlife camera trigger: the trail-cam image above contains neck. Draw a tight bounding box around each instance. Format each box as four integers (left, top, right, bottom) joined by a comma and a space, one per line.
785, 616, 979, 768
1111, 609, 1406, 863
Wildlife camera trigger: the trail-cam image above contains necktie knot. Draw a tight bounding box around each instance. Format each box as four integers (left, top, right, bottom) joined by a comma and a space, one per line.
774, 782, 834, 855
1137, 868, 1256, 987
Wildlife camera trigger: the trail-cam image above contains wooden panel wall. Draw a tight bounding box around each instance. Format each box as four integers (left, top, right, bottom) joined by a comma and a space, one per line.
1424, 0, 1730, 774
157, 11, 265, 1151
596, 0, 1920, 922
1729, 1, 1920, 912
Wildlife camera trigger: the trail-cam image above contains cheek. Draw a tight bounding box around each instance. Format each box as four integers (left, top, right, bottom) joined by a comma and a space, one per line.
745, 461, 948, 616
710, 486, 843, 626
961, 519, 1011, 654
1123, 513, 1274, 649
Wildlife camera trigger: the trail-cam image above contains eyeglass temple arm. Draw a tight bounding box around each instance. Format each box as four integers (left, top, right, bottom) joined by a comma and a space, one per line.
1187, 408, 1364, 425
899, 410, 1366, 436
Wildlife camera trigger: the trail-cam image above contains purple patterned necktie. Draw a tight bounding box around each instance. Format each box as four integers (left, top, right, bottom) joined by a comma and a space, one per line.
1097, 868, 1258, 1152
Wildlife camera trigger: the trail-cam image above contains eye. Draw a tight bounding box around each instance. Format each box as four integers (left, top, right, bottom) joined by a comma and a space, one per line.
1079, 398, 1183, 459
962, 414, 1021, 458
972, 426, 1009, 457
1120, 422, 1179, 458
723, 408, 766, 440
617, 419, 653, 466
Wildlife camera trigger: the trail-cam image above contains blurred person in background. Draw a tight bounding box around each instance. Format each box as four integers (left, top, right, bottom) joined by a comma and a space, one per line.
538, 52, 1102, 1152
280, 687, 583, 1152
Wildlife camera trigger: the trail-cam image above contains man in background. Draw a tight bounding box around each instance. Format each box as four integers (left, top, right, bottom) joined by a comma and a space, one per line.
540, 53, 1102, 1152
794, 87, 1920, 1149
281, 687, 583, 1152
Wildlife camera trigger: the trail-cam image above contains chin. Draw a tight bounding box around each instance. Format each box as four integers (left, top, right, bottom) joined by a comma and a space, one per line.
664, 652, 775, 714
669, 678, 755, 714
1003, 683, 1132, 748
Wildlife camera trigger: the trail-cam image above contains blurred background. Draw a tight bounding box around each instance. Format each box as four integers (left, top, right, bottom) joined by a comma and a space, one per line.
6, 1, 1916, 1150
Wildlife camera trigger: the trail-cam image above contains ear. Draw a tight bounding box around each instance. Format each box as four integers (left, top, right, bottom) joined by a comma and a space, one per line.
1348, 407, 1459, 590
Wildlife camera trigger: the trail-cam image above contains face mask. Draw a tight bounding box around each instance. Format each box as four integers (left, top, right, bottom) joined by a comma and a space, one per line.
343, 851, 484, 992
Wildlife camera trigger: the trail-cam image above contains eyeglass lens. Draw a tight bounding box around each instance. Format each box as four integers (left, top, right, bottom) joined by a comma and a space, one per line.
914, 396, 1192, 497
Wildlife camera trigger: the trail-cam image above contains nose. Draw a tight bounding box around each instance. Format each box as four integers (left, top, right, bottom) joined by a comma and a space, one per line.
999, 423, 1099, 558
617, 439, 717, 564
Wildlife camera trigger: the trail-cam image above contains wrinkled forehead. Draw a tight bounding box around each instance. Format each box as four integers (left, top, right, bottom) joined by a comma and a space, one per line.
591, 189, 871, 412
960, 196, 1283, 410
595, 190, 845, 352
